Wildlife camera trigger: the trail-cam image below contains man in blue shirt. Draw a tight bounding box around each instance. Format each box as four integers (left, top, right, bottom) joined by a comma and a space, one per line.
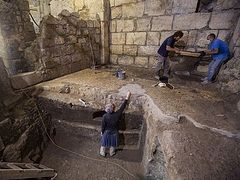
201, 33, 230, 85
155, 31, 183, 83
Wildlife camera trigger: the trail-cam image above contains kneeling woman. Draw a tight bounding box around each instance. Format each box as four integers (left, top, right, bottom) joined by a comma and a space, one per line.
100, 91, 131, 157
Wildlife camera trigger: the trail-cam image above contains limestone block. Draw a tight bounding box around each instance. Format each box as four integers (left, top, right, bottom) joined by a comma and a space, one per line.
10, 71, 43, 89
151, 16, 173, 31
222, 0, 240, 10
196, 30, 218, 48
147, 32, 160, 46
124, 45, 138, 55
61, 55, 72, 65
172, 0, 198, 14
138, 46, 159, 56
110, 45, 123, 54
187, 30, 198, 47
111, 6, 122, 19
135, 56, 149, 67
230, 17, 240, 47
110, 20, 117, 32
110, 55, 119, 64
136, 18, 151, 31
117, 20, 134, 32
209, 11, 238, 29
118, 55, 134, 65
54, 36, 65, 45
18, 0, 29, 11
110, 0, 115, 7
173, 13, 210, 30
234, 47, 240, 58
122, 2, 144, 18
126, 32, 146, 45
145, 0, 172, 16
115, 0, 137, 6
111, 33, 125, 44
149, 56, 157, 68
218, 30, 232, 42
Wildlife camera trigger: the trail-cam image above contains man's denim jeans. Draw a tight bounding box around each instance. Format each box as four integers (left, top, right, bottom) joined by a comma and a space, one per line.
207, 58, 227, 81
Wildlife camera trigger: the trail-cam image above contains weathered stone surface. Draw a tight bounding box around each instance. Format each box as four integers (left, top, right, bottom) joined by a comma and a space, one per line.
172, 0, 198, 14
118, 55, 134, 65
122, 2, 144, 18
187, 30, 198, 47
136, 18, 151, 32
173, 13, 210, 30
110, 45, 123, 54
135, 56, 148, 67
196, 30, 218, 48
0, 118, 13, 144
160, 31, 174, 45
222, 0, 240, 10
0, 137, 4, 152
110, 55, 118, 64
111, 33, 125, 44
147, 32, 160, 46
149, 56, 158, 68
218, 30, 232, 42
111, 6, 122, 19
145, 0, 172, 16
230, 17, 240, 48
115, 0, 136, 6
126, 32, 146, 45
209, 11, 239, 29
152, 16, 173, 31
110, 0, 115, 7
138, 46, 159, 56
54, 36, 65, 45
117, 20, 134, 32
110, 20, 117, 32
124, 45, 138, 56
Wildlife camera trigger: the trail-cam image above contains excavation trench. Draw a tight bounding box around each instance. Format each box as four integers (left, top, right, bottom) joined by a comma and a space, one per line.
36, 98, 156, 179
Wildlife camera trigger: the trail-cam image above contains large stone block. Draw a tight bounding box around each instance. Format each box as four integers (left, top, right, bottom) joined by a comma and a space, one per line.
126, 32, 146, 45
110, 45, 123, 54
160, 31, 174, 45
138, 46, 159, 56
196, 30, 218, 48
110, 20, 117, 32
222, 0, 240, 10
110, 0, 115, 7
209, 11, 239, 29
111, 33, 126, 44
145, 0, 172, 16
118, 55, 134, 65
136, 18, 151, 31
172, 0, 198, 14
151, 16, 173, 31
115, 0, 137, 6
173, 13, 210, 30
149, 56, 157, 68
187, 30, 198, 47
218, 30, 232, 42
117, 20, 134, 32
135, 56, 149, 67
147, 32, 160, 46
124, 45, 137, 55
111, 6, 122, 19
122, 2, 144, 18
230, 17, 240, 47
110, 55, 119, 64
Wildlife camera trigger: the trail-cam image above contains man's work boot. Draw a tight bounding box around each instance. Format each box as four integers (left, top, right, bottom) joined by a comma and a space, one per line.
100, 146, 106, 157
110, 147, 116, 157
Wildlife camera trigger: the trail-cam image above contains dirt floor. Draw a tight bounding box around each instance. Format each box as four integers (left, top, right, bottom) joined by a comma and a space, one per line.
36, 65, 240, 180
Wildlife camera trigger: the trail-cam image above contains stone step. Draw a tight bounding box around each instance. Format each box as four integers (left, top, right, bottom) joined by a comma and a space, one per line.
53, 119, 142, 149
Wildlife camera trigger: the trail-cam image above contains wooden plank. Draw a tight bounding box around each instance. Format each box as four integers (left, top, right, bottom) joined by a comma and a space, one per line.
180, 51, 201, 57
25, 164, 39, 169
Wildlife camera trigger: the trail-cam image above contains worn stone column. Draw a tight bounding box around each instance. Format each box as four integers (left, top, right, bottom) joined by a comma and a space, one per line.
101, 0, 110, 65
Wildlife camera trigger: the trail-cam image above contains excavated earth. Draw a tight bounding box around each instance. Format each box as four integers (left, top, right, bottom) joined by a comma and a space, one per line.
34, 66, 240, 180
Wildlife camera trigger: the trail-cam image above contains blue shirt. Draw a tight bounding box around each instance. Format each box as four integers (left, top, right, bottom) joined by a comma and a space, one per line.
158, 36, 176, 57
208, 38, 230, 61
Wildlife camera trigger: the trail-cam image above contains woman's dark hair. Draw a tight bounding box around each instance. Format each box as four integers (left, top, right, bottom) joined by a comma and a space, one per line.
173, 31, 184, 38
208, 33, 216, 39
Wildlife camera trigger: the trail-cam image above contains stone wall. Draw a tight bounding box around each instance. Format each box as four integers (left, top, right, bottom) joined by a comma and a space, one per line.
0, 0, 36, 74
30, 10, 101, 81
109, 0, 240, 68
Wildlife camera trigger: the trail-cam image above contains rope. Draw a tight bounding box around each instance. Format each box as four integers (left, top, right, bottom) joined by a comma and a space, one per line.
21, 91, 138, 179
